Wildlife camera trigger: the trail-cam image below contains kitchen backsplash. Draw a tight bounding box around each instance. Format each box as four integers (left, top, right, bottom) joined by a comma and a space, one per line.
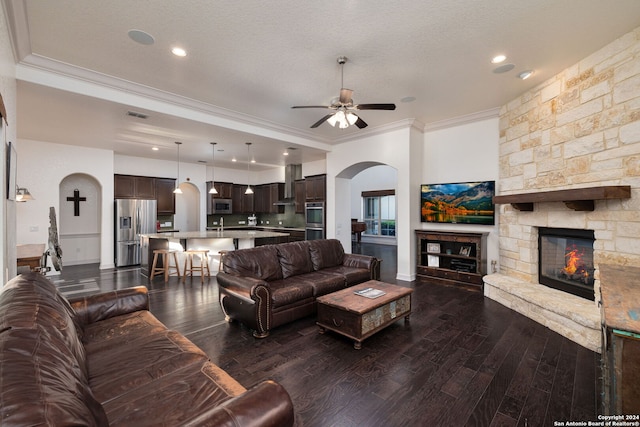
208, 211, 305, 228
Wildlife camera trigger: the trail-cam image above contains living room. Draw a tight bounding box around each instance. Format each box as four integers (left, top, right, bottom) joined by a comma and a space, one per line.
1, 2, 640, 425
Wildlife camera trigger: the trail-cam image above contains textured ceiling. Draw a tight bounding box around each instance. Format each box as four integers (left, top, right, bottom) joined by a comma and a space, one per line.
6, 0, 640, 169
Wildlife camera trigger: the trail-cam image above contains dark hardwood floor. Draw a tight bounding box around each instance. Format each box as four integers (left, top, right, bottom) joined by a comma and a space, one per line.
53, 243, 601, 426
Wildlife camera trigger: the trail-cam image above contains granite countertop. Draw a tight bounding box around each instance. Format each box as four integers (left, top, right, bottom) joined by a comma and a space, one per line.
206, 225, 306, 232
143, 230, 290, 240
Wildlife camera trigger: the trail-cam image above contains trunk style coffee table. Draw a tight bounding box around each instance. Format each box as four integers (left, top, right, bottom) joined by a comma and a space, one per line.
316, 280, 413, 349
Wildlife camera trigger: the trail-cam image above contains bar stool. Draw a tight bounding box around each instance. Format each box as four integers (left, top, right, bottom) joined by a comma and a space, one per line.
183, 250, 211, 283
218, 250, 229, 272
150, 249, 181, 282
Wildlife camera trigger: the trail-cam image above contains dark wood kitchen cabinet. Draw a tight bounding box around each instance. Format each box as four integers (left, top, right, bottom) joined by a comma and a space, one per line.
295, 179, 305, 213
206, 181, 233, 199
252, 183, 284, 214
232, 184, 254, 214
155, 178, 176, 215
305, 174, 326, 201
268, 183, 285, 214
114, 174, 156, 199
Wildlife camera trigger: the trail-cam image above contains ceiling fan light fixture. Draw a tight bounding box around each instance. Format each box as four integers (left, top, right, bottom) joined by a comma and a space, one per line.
346, 112, 358, 125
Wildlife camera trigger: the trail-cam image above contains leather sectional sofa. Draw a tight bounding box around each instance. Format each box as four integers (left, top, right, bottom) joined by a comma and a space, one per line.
0, 273, 294, 426
217, 239, 380, 338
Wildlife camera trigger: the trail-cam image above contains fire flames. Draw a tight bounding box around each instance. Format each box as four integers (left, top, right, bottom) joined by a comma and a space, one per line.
562, 244, 590, 282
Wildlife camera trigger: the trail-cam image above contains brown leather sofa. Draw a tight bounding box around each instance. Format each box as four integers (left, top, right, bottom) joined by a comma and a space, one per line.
0, 273, 294, 426
217, 239, 380, 338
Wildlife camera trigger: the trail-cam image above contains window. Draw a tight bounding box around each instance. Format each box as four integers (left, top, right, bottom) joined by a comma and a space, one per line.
362, 190, 395, 237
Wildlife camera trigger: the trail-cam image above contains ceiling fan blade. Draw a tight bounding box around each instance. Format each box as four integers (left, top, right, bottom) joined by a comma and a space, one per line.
291, 105, 332, 109
355, 103, 396, 110
310, 114, 334, 128
339, 88, 353, 104
354, 116, 368, 129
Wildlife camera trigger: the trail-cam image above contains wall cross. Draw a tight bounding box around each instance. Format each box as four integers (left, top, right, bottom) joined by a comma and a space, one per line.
66, 189, 87, 216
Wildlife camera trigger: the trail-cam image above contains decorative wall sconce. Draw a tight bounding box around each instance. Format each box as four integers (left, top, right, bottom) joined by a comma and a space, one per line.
16, 187, 34, 202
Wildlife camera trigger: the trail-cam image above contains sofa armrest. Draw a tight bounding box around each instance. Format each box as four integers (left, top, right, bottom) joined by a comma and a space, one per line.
216, 273, 269, 301
69, 286, 149, 325
343, 254, 381, 280
183, 380, 294, 427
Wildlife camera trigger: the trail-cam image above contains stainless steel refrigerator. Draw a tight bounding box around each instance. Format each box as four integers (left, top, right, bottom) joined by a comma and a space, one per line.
115, 199, 157, 267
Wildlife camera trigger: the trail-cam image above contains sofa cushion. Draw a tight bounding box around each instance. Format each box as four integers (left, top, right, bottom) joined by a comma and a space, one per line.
0, 327, 108, 426
276, 241, 313, 279
102, 361, 245, 426
223, 245, 283, 281
297, 271, 346, 297
85, 329, 209, 403
319, 266, 372, 286
308, 239, 345, 270
268, 279, 315, 309
0, 273, 88, 379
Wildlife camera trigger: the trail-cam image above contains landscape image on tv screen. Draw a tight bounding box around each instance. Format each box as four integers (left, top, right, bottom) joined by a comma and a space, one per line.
420, 181, 495, 225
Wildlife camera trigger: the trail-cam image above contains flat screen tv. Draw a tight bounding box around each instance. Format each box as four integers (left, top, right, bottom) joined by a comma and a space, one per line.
420, 180, 495, 225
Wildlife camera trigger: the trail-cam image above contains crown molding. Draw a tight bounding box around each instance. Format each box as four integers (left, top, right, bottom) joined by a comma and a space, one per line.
332, 118, 426, 144
423, 108, 500, 132
3, 0, 31, 62
16, 54, 335, 150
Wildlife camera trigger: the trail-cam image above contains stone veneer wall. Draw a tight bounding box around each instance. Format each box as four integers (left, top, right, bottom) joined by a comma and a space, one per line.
484, 27, 640, 352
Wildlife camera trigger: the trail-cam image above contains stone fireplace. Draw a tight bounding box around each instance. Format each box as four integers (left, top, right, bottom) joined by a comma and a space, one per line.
483, 26, 640, 353
538, 227, 595, 301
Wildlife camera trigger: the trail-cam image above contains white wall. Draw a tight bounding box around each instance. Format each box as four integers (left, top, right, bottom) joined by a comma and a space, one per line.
327, 122, 423, 281
421, 116, 500, 273
1, 3, 17, 281
59, 174, 101, 265
16, 139, 114, 270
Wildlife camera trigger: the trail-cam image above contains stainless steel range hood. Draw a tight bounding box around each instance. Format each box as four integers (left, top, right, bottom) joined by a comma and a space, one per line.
274, 164, 302, 206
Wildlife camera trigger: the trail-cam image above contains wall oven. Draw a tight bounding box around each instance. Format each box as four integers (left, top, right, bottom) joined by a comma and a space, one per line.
305, 202, 325, 240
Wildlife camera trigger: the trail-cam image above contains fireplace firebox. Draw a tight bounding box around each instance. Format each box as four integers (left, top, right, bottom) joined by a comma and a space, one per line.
538, 227, 595, 301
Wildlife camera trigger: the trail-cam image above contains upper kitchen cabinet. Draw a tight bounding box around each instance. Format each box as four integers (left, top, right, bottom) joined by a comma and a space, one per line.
295, 179, 305, 214
252, 183, 284, 214
155, 178, 176, 215
114, 174, 156, 199
232, 184, 254, 214
268, 183, 285, 214
305, 174, 326, 201
206, 181, 233, 199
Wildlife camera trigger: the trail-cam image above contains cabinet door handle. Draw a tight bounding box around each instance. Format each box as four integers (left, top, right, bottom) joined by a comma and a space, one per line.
332, 318, 344, 327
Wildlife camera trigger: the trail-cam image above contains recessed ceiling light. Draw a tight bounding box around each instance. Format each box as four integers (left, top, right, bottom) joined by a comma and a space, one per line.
128, 29, 155, 45
493, 63, 515, 74
232, 158, 237, 162
518, 70, 534, 80
152, 147, 159, 151
171, 47, 187, 57
491, 55, 506, 64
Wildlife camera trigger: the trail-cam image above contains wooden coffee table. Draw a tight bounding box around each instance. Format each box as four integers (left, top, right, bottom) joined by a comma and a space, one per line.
316, 280, 413, 349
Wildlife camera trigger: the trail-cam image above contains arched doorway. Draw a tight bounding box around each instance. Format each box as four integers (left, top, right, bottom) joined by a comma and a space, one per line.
174, 181, 200, 232
336, 162, 398, 275
59, 173, 101, 266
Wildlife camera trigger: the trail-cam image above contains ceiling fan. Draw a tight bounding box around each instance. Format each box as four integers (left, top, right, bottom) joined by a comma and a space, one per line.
292, 56, 396, 129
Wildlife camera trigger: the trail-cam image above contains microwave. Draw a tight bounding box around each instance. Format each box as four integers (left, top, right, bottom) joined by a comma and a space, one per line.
209, 198, 233, 215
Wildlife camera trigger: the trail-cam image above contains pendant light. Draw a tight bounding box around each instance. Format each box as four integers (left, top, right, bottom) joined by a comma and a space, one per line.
208, 142, 218, 194
173, 141, 183, 194
245, 142, 254, 195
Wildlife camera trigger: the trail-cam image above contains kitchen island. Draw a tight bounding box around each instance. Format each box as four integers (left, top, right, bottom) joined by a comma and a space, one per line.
140, 229, 290, 276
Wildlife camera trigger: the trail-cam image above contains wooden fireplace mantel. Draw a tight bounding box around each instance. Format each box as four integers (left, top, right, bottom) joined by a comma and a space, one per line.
493, 185, 631, 211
